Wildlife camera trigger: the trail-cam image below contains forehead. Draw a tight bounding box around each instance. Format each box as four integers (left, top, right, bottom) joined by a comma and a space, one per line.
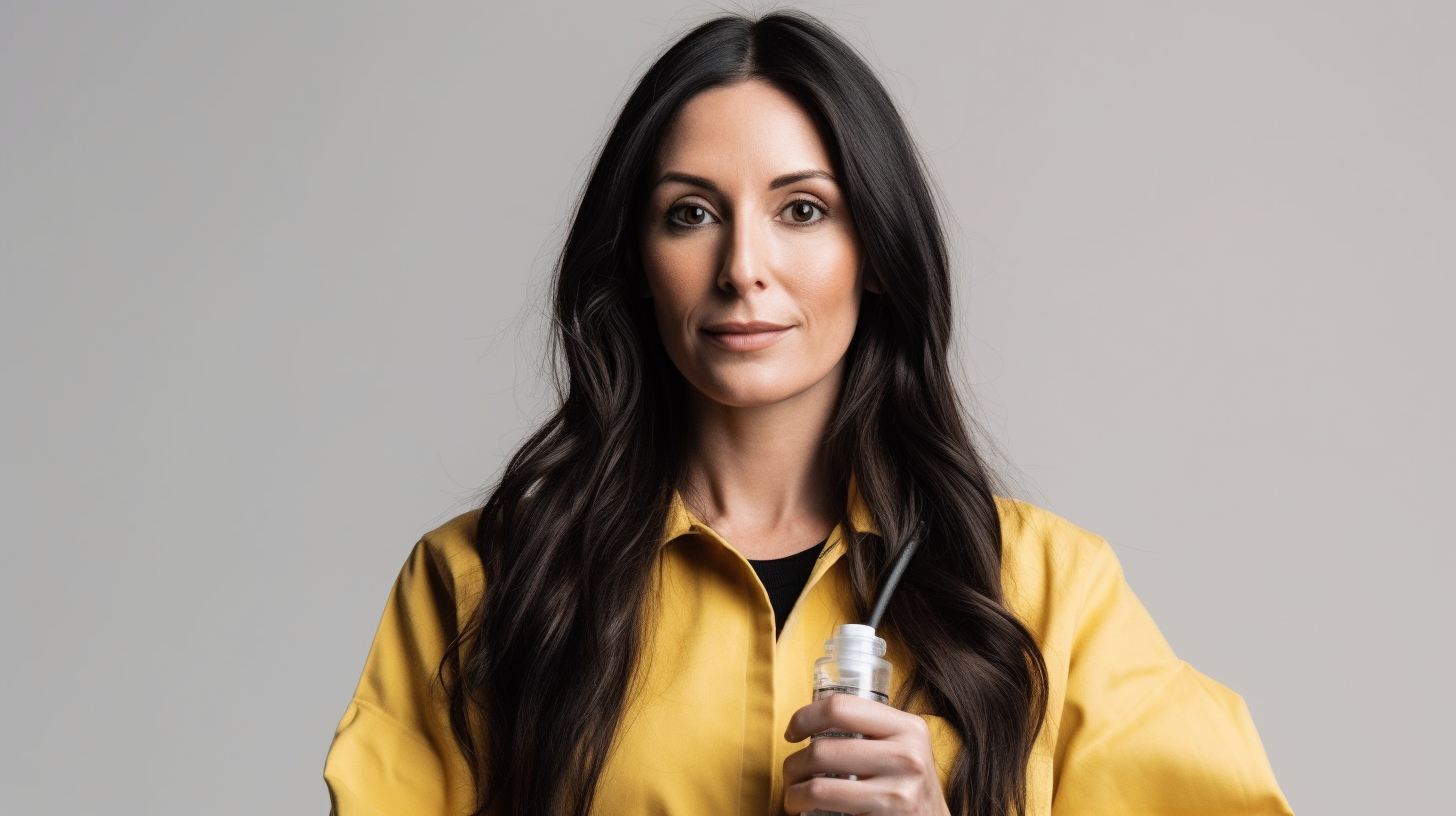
654, 79, 834, 179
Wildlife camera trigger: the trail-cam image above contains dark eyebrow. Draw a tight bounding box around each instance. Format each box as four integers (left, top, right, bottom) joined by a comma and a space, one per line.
769, 170, 837, 189
654, 172, 720, 193
653, 169, 838, 193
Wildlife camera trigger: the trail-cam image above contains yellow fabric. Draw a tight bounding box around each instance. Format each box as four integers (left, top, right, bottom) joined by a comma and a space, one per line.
324, 492, 1293, 815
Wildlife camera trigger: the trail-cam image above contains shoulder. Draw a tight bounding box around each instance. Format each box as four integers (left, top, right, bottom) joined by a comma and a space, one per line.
406, 507, 487, 618
992, 496, 1124, 645
993, 495, 1117, 586
418, 506, 484, 566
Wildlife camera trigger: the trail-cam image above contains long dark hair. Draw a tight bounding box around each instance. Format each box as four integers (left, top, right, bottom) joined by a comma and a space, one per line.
441, 11, 1048, 816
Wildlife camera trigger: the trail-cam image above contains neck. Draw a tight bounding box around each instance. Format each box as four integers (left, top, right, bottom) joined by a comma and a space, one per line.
682, 373, 842, 560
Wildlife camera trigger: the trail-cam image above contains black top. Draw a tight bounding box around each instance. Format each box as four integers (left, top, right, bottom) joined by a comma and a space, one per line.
747, 539, 827, 638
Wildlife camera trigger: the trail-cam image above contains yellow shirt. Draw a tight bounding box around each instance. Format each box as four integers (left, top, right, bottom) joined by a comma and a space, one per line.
323, 492, 1293, 815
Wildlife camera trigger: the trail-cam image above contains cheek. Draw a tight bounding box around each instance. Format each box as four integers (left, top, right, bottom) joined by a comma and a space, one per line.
642, 244, 692, 314
641, 239, 714, 350
786, 239, 862, 334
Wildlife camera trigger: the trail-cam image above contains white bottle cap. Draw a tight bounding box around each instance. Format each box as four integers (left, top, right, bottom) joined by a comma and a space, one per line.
829, 623, 887, 656
823, 623, 887, 695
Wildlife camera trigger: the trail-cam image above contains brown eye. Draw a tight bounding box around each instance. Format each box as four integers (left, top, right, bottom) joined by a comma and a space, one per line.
669, 204, 716, 228
785, 201, 824, 224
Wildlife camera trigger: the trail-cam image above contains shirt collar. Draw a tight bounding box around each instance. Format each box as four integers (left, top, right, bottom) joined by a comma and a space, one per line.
660, 474, 881, 547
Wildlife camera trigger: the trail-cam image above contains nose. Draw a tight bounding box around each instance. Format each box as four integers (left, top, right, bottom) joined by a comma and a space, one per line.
716, 216, 768, 295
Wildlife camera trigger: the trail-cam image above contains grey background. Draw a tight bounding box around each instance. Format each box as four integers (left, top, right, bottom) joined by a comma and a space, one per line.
1, 1, 1450, 814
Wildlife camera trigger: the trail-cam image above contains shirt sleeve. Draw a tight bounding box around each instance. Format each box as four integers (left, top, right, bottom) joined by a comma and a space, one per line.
323, 538, 477, 816
1050, 536, 1294, 815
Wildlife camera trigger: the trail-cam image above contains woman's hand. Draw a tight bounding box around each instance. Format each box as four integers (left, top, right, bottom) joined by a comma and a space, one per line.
782, 693, 950, 816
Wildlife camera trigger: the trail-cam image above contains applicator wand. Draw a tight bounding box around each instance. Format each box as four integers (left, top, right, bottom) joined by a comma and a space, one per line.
866, 519, 924, 630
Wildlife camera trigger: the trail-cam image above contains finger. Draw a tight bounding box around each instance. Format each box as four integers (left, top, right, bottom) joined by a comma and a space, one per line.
783, 774, 902, 816
785, 693, 925, 743
783, 732, 926, 785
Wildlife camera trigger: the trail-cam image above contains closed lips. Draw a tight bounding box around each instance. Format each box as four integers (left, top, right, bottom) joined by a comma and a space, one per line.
702, 322, 793, 351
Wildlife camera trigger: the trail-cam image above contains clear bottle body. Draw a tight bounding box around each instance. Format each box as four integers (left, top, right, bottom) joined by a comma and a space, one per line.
806, 624, 892, 816
812, 653, 891, 704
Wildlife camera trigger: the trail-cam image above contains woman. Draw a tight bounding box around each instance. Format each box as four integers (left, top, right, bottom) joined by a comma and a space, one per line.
324, 11, 1292, 816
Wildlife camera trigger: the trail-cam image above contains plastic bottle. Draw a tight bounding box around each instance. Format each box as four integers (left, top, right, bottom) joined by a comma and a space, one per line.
806, 623, 893, 816
802, 523, 921, 816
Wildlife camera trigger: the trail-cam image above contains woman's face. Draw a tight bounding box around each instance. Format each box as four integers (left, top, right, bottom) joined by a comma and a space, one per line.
640, 79, 865, 411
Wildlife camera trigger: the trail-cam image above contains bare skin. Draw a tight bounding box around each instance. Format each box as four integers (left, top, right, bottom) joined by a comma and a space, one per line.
640, 78, 948, 816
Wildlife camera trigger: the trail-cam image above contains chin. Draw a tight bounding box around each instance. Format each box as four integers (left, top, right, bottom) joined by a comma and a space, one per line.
689, 369, 837, 410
